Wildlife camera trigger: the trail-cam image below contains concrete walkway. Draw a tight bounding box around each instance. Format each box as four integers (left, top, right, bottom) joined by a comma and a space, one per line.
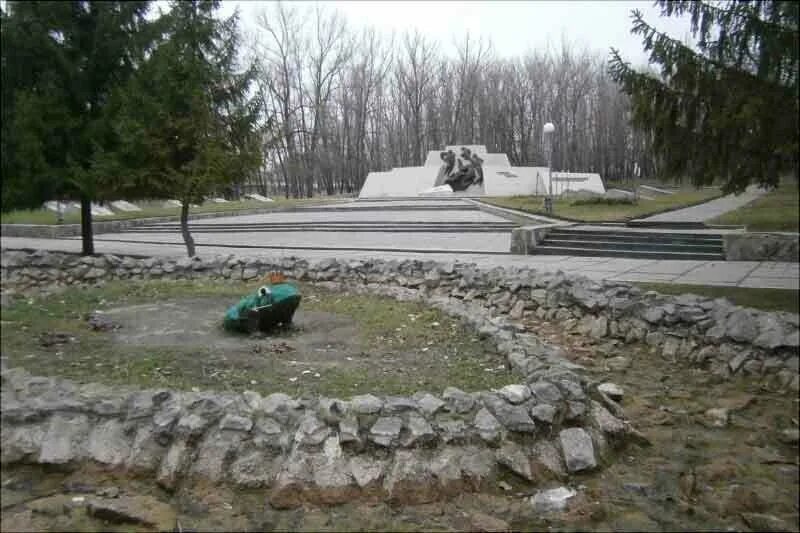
639, 185, 767, 223
3, 236, 797, 290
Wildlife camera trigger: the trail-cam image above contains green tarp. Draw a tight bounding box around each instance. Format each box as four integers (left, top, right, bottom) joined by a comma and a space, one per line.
223, 283, 301, 333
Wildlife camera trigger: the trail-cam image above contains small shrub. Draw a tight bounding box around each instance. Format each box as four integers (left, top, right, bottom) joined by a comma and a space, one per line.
569, 196, 637, 206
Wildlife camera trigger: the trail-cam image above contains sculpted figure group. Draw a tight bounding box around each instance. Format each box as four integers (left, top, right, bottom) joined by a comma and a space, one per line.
434, 147, 484, 192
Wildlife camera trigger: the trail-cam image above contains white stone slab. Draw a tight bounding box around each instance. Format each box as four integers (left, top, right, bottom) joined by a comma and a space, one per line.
359, 167, 432, 198
245, 193, 274, 202
208, 197, 229, 203
110, 200, 142, 212
420, 185, 454, 194
43, 201, 80, 213
483, 166, 549, 196
164, 199, 182, 208
550, 172, 606, 195
91, 203, 115, 216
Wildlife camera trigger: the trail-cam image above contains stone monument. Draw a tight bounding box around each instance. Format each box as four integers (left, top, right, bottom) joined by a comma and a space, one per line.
359, 145, 605, 198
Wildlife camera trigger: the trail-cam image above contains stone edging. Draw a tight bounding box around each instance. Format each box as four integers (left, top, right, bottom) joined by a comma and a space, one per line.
1, 248, 797, 507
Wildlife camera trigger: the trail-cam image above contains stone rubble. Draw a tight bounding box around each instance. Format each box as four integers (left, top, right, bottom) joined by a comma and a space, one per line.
530, 486, 577, 513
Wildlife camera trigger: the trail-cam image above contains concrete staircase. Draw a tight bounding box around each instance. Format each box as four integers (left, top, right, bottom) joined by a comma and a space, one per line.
536, 227, 726, 260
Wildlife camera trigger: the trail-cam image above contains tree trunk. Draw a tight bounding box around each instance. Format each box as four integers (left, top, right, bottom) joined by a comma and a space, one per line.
80, 196, 94, 256
180, 200, 196, 258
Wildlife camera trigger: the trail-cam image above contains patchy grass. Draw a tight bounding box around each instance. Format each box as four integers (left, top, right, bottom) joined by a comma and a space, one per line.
709, 184, 799, 232
483, 188, 722, 222
0, 280, 512, 397
0, 196, 349, 225
634, 282, 799, 314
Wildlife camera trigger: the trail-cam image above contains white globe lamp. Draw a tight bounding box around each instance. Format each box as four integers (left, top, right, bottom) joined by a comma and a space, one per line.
543, 122, 555, 212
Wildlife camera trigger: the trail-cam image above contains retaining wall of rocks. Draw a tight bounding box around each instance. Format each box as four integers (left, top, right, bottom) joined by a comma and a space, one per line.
724, 232, 800, 262
1, 248, 798, 506
1, 363, 635, 508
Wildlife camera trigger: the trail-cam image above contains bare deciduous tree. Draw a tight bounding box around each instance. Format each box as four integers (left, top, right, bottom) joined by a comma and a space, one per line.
252, 6, 656, 197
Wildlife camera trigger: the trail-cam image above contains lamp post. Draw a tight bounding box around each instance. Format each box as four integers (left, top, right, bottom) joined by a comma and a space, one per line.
543, 122, 555, 214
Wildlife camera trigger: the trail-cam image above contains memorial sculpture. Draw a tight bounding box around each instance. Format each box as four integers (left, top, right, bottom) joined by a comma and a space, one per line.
434, 150, 457, 187
470, 152, 485, 185
223, 273, 302, 333
359, 144, 606, 198
443, 147, 484, 192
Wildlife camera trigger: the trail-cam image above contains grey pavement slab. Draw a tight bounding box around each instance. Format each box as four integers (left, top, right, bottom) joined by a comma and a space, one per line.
738, 277, 800, 290
624, 260, 705, 275
749, 263, 800, 278
340, 200, 475, 208
639, 185, 767, 223
168, 209, 508, 226
569, 224, 744, 234
90, 230, 512, 254
673, 261, 761, 285
2, 236, 797, 290
587, 258, 659, 272
610, 272, 681, 283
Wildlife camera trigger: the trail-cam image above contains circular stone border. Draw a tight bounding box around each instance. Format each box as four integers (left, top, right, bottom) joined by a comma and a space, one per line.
1, 248, 797, 507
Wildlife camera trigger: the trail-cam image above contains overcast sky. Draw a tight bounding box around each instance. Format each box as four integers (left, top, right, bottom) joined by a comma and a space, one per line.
218, 0, 694, 66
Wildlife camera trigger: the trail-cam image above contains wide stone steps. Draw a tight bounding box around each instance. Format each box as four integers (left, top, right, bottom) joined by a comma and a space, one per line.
543, 238, 723, 254
126, 221, 518, 234
538, 228, 725, 260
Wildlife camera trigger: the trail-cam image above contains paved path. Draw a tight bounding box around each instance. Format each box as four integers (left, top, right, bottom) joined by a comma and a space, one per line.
640, 185, 767, 223
4, 236, 797, 290
175, 208, 507, 225
81, 231, 514, 254
568, 224, 744, 235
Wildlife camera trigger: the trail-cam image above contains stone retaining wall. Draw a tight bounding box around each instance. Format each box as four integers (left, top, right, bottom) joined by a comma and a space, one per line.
724, 233, 800, 262
1, 248, 798, 505
510, 225, 555, 254
1, 364, 635, 507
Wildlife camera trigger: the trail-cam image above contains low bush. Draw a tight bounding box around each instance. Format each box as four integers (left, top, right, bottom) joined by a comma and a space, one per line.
569, 196, 636, 206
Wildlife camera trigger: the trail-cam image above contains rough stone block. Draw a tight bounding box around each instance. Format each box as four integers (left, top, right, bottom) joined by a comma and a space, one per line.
39, 413, 90, 465
559, 427, 596, 472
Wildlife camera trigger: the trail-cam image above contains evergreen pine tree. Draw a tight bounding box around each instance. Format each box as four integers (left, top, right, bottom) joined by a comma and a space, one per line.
609, 1, 798, 192
1, 1, 153, 254
113, 0, 262, 257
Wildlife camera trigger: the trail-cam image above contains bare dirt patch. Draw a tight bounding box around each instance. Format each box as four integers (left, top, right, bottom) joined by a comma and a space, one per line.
1, 280, 512, 397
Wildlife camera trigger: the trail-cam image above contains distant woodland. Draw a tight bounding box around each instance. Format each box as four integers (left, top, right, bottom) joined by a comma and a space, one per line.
252, 3, 654, 197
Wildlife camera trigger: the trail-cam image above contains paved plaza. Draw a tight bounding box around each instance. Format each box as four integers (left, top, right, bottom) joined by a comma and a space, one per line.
2, 196, 797, 290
